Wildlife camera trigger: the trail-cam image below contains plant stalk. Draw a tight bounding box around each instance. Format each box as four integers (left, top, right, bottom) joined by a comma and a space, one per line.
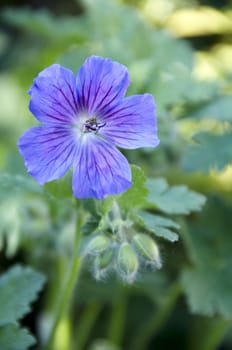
131, 282, 181, 350
108, 291, 127, 347
74, 301, 102, 350
44, 209, 83, 350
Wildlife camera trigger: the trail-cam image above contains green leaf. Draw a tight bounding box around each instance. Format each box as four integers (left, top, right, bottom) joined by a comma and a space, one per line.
153, 64, 218, 109
44, 171, 73, 199
182, 266, 232, 319
84, 0, 156, 61
181, 197, 232, 318
139, 211, 179, 242
185, 95, 232, 122
81, 199, 102, 236
0, 173, 43, 197
118, 165, 149, 210
0, 198, 21, 257
82, 166, 149, 237
146, 178, 206, 214
98, 196, 115, 218
2, 8, 87, 43
0, 265, 46, 326
0, 324, 35, 350
182, 132, 232, 172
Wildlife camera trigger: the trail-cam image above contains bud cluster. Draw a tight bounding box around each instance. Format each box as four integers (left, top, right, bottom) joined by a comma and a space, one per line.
83, 231, 161, 284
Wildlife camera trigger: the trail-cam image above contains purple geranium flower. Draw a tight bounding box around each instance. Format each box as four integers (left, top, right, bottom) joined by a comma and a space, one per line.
18, 56, 159, 199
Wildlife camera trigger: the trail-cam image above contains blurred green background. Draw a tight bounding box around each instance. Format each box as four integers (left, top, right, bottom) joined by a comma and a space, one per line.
1, 0, 232, 349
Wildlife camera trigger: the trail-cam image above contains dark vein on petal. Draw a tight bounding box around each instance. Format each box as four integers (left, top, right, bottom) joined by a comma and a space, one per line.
36, 97, 69, 119
51, 142, 75, 174
44, 139, 73, 168
94, 85, 113, 112
40, 112, 66, 123
81, 79, 86, 109
51, 94, 75, 116
98, 85, 123, 114
86, 77, 92, 109
66, 81, 78, 110
103, 134, 138, 142
41, 99, 71, 119
103, 104, 137, 119
90, 80, 102, 111
51, 83, 77, 115
86, 143, 93, 187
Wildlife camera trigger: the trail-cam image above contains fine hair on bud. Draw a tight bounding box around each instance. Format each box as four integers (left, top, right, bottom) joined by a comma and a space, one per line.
132, 233, 161, 268
116, 242, 139, 284
93, 248, 114, 281
84, 234, 112, 257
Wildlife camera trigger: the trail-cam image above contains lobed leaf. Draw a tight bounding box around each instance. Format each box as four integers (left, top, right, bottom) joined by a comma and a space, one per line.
44, 171, 73, 199
139, 211, 179, 242
184, 95, 232, 122
182, 265, 232, 319
0, 324, 35, 350
0, 265, 46, 326
146, 178, 206, 214
181, 197, 232, 319
182, 132, 232, 172
153, 65, 218, 109
2, 8, 87, 43
0, 173, 43, 197
118, 165, 149, 210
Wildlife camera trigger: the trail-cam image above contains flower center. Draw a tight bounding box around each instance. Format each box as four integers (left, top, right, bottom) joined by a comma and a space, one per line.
82, 117, 105, 134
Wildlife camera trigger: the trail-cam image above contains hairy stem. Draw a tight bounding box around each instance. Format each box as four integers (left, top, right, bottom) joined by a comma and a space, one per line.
44, 209, 83, 350
189, 317, 231, 350
178, 218, 199, 265
74, 302, 102, 350
107, 291, 127, 347
131, 282, 181, 350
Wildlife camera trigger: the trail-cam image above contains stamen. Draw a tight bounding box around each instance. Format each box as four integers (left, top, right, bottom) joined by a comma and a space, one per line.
83, 117, 106, 134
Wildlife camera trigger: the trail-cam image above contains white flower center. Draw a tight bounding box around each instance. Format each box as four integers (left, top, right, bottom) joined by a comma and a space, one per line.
72, 113, 106, 141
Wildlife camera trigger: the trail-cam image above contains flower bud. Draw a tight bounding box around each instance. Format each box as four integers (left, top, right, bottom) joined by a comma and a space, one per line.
133, 234, 161, 268
85, 235, 111, 256
117, 242, 138, 283
94, 248, 114, 280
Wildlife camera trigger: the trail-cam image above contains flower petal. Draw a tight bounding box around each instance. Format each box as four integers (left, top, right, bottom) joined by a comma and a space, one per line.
18, 126, 76, 184
76, 55, 130, 115
29, 64, 78, 124
99, 94, 160, 149
72, 134, 131, 199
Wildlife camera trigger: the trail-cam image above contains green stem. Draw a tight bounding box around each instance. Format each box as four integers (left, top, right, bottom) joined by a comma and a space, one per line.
131, 282, 181, 350
74, 302, 102, 350
178, 218, 199, 265
108, 291, 127, 346
189, 317, 231, 350
44, 209, 83, 350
